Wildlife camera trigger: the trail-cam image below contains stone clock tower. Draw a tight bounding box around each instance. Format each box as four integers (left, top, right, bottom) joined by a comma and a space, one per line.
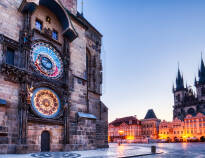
0, 0, 108, 153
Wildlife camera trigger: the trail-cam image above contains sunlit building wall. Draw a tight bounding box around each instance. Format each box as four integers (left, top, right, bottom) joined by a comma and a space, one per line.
108, 116, 143, 143
159, 113, 205, 142
141, 109, 161, 139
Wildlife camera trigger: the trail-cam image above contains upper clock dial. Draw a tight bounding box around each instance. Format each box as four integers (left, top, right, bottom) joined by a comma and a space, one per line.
31, 42, 63, 79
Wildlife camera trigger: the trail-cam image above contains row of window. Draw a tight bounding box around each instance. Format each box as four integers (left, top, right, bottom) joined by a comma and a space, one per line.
35, 19, 58, 41
142, 124, 154, 128
185, 118, 205, 123
186, 123, 205, 127
186, 130, 205, 134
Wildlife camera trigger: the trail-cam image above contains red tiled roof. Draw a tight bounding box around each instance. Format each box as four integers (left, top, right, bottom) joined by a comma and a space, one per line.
109, 116, 141, 127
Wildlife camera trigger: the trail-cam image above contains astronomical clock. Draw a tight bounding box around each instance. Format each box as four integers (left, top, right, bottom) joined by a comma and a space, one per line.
30, 42, 64, 79
27, 41, 67, 122
31, 87, 61, 119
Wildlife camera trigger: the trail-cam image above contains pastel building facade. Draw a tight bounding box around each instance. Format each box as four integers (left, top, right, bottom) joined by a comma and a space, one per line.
108, 109, 160, 143
108, 116, 143, 143
159, 113, 205, 142
141, 109, 161, 139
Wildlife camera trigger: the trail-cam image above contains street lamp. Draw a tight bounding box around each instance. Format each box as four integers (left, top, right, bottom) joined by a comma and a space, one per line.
118, 130, 124, 145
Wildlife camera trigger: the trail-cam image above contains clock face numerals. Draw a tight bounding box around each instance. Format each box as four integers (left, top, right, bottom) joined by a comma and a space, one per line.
31, 87, 61, 119
31, 42, 63, 79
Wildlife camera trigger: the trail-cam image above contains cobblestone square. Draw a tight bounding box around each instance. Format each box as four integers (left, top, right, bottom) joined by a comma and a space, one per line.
0, 143, 205, 158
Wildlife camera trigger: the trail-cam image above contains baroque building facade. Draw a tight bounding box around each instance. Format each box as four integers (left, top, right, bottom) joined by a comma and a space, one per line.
159, 113, 205, 142
140, 109, 161, 139
108, 116, 143, 143
108, 109, 160, 143
0, 0, 108, 154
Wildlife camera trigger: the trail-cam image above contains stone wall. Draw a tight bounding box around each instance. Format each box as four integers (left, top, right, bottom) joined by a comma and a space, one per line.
67, 118, 96, 151
100, 102, 108, 122
96, 120, 108, 148
88, 92, 100, 119
26, 123, 64, 153
0, 0, 23, 41
0, 76, 19, 154
69, 18, 87, 119
70, 19, 86, 79
60, 0, 77, 15
0, 44, 3, 64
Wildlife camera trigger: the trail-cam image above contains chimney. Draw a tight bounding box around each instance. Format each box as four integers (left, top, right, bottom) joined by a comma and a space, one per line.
60, 0, 77, 15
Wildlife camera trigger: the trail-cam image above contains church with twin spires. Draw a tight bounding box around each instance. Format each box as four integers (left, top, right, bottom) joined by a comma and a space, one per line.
173, 57, 205, 121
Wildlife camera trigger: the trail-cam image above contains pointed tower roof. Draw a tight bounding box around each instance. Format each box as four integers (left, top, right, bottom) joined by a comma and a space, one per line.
175, 66, 184, 91
198, 55, 205, 84
144, 109, 157, 119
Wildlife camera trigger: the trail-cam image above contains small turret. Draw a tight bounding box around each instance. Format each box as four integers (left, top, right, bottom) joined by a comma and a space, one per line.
173, 66, 187, 106
175, 67, 184, 91
198, 56, 205, 84
195, 54, 205, 100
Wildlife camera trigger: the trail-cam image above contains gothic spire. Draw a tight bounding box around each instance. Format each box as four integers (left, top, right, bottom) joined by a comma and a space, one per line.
198, 54, 205, 84
175, 66, 184, 91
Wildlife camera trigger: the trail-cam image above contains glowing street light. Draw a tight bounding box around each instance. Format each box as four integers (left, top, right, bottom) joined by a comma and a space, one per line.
118, 130, 124, 145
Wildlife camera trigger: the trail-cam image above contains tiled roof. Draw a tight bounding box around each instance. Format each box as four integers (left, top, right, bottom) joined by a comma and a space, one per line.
109, 116, 140, 127
144, 109, 157, 119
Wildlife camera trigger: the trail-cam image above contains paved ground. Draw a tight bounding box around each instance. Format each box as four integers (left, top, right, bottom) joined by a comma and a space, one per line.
0, 143, 205, 158
140, 143, 205, 158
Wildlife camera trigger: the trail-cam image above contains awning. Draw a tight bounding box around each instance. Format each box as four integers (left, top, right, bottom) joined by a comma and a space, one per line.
77, 112, 96, 120
0, 99, 6, 105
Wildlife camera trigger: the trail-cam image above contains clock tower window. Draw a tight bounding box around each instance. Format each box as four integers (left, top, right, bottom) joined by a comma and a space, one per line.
52, 30, 58, 40
35, 19, 43, 31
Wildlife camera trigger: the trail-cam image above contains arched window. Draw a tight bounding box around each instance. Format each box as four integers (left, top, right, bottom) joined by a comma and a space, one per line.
86, 49, 91, 88
187, 108, 195, 115
176, 94, 180, 102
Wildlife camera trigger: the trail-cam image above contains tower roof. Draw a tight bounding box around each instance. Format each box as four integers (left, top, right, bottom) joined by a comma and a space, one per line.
198, 56, 205, 84
144, 109, 157, 119
175, 67, 184, 91
109, 116, 140, 127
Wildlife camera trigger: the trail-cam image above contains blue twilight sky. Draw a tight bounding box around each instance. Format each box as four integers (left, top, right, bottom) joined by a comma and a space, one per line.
77, 0, 205, 122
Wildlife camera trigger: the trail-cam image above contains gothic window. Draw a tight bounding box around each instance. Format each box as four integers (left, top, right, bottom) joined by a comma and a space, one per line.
6, 48, 14, 65
86, 50, 91, 86
187, 108, 195, 115
35, 19, 43, 31
52, 30, 58, 40
176, 94, 180, 102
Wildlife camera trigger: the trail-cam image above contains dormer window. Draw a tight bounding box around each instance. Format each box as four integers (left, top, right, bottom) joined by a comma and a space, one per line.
52, 30, 58, 40
35, 19, 43, 31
